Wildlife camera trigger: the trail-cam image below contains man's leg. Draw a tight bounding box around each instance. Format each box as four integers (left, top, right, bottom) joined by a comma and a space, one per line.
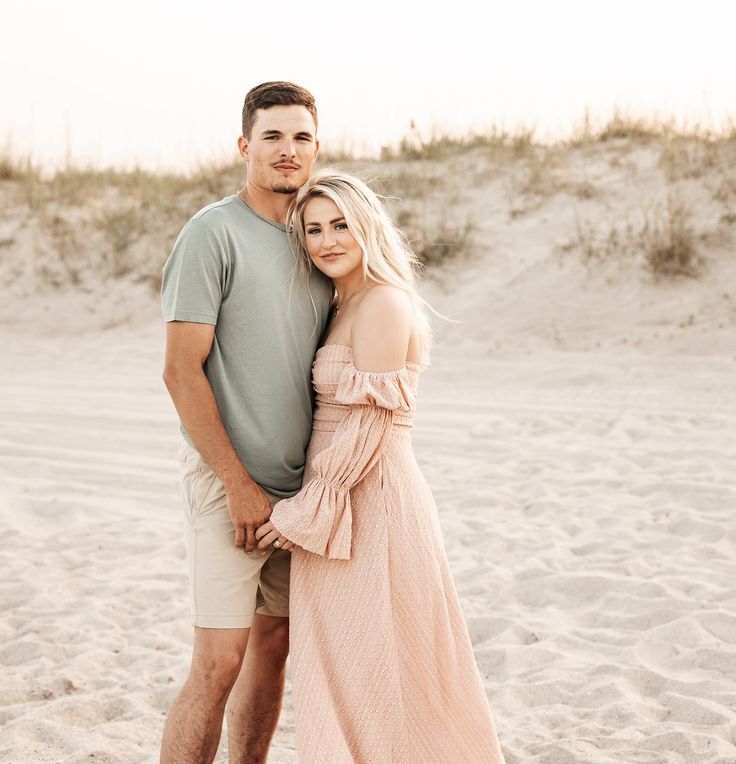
226, 614, 290, 764
161, 627, 249, 764
167, 442, 274, 761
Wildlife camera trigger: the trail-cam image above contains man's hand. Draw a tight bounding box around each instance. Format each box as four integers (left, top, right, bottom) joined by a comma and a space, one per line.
256, 521, 295, 554
226, 481, 273, 553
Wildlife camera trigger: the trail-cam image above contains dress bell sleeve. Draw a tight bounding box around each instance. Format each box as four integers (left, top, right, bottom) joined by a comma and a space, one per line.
269, 364, 416, 560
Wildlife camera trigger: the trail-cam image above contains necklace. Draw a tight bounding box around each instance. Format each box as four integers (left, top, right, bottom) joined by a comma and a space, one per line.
331, 283, 366, 319
236, 188, 287, 231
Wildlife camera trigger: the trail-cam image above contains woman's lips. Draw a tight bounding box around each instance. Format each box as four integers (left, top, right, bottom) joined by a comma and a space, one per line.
320, 252, 345, 260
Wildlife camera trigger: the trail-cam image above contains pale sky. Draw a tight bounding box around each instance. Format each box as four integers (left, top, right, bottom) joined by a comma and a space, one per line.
2, 0, 734, 171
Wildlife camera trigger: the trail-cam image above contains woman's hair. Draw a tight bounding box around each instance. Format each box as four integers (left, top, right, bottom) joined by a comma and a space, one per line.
288, 169, 433, 358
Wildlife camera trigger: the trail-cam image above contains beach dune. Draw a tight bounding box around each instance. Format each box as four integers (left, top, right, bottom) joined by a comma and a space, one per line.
1, 133, 736, 762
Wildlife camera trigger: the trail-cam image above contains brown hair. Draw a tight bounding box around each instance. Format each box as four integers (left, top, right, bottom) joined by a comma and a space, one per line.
241, 82, 318, 139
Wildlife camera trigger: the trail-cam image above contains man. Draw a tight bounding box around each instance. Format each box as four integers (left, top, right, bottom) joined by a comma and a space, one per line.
159, 82, 332, 763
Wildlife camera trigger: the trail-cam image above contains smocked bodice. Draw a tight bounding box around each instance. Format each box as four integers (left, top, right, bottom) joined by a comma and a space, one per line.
311, 344, 420, 430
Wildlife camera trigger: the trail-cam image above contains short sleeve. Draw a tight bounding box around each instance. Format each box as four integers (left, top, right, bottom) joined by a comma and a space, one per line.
334, 364, 416, 411
160, 218, 229, 325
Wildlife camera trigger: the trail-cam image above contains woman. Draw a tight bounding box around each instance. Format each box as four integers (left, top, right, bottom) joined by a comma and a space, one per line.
255, 170, 505, 763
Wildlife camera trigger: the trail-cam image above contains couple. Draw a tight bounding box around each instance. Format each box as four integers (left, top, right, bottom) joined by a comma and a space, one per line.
160, 81, 505, 763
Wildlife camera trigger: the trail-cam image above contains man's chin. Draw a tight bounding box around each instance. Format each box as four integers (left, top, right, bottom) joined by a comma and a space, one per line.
271, 182, 302, 195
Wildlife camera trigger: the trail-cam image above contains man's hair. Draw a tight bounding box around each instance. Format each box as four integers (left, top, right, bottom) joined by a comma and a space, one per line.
242, 82, 318, 139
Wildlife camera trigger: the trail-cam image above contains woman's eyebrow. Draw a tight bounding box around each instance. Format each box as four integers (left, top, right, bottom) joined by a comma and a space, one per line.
305, 217, 345, 226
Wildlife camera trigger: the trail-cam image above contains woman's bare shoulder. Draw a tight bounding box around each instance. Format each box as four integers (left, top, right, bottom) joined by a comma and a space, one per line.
355, 284, 413, 318
351, 285, 414, 371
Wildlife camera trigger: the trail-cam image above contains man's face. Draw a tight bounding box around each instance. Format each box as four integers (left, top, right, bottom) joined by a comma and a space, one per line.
239, 105, 318, 195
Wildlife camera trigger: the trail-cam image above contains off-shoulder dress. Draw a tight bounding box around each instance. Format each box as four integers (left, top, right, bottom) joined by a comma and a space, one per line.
270, 344, 505, 763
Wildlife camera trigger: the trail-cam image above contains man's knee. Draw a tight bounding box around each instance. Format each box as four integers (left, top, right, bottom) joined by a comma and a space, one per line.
190, 649, 244, 700
189, 628, 249, 700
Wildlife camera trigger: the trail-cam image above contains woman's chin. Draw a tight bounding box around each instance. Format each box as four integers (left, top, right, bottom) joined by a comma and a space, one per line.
313, 261, 361, 282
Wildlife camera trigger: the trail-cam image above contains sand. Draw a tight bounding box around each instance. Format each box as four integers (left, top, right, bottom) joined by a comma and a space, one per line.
1, 316, 735, 763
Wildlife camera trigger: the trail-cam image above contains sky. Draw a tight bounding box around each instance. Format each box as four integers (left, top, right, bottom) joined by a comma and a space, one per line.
2, 0, 734, 171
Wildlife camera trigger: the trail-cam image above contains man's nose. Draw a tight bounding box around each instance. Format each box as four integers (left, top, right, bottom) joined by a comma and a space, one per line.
280, 138, 296, 157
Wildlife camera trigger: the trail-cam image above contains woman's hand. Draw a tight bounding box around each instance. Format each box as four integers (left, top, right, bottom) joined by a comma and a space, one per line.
255, 520, 295, 554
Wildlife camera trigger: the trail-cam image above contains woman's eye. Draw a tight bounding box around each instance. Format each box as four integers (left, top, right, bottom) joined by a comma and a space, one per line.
307, 228, 320, 235
335, 223, 348, 230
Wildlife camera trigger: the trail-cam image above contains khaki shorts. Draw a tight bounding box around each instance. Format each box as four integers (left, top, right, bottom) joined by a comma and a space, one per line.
179, 441, 290, 629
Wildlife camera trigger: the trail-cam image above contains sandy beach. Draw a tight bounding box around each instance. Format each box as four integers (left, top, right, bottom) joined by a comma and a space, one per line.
2, 320, 735, 763
2, 134, 736, 762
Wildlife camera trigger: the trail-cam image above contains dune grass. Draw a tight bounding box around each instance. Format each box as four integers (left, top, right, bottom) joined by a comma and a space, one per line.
641, 195, 700, 278
573, 194, 701, 279
2, 111, 734, 291
380, 122, 536, 162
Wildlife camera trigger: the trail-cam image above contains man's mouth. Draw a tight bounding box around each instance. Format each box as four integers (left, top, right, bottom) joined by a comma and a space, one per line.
274, 163, 299, 171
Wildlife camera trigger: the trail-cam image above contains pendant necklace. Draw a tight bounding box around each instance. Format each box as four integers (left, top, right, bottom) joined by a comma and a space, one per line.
331, 284, 365, 319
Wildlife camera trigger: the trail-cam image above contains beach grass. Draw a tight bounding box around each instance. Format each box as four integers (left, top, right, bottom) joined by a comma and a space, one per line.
2, 112, 735, 294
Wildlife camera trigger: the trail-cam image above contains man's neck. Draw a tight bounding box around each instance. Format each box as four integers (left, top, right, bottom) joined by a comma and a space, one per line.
239, 183, 295, 226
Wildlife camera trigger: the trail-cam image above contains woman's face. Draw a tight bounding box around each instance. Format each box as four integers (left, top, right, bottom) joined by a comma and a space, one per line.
302, 196, 363, 281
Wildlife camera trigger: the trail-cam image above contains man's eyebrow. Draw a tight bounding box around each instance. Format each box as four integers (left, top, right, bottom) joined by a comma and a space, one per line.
259, 129, 314, 139
305, 217, 345, 226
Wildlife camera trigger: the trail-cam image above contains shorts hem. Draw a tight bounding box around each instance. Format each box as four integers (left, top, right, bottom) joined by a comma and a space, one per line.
193, 614, 254, 629
255, 606, 290, 618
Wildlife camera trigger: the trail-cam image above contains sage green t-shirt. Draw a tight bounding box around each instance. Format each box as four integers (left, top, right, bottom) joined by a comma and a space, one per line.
161, 194, 332, 497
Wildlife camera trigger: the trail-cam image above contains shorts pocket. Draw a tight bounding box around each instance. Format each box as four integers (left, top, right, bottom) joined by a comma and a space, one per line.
180, 452, 202, 521
194, 461, 227, 519
180, 447, 226, 522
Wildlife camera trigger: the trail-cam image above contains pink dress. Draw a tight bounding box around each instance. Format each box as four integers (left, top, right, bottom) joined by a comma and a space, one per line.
270, 344, 505, 763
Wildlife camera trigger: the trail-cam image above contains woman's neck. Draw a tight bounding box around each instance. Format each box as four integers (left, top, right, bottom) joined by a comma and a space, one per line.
334, 273, 370, 307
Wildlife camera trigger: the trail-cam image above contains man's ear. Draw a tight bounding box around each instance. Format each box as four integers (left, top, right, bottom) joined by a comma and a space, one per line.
313, 137, 320, 160
237, 135, 249, 160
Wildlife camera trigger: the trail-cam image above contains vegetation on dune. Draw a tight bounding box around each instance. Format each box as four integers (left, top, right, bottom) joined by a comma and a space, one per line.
1, 111, 734, 291
641, 196, 700, 278
574, 195, 702, 279
379, 121, 536, 162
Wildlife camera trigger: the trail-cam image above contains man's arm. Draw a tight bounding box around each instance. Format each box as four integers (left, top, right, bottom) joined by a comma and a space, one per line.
163, 320, 271, 552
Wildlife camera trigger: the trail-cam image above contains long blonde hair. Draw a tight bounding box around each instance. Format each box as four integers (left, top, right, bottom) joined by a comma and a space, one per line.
288, 169, 433, 358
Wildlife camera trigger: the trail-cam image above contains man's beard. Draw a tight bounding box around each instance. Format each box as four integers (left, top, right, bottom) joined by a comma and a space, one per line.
271, 182, 301, 195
